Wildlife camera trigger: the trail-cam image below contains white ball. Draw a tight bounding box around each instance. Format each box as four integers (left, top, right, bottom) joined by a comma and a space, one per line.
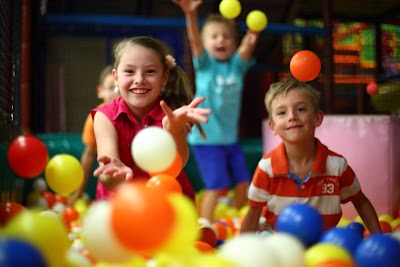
218, 233, 280, 267
33, 177, 47, 192
131, 126, 177, 173
81, 201, 134, 263
263, 232, 306, 267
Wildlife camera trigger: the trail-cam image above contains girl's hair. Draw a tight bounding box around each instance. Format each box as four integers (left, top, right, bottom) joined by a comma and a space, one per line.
113, 36, 194, 109
201, 14, 238, 43
265, 77, 321, 120
98, 65, 113, 84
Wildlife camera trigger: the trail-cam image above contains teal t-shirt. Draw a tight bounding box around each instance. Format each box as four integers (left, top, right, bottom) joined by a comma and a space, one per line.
188, 50, 255, 145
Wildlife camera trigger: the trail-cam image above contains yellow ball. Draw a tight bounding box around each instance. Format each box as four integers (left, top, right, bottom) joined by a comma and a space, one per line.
305, 243, 353, 267
246, 10, 268, 32
45, 154, 84, 195
219, 0, 241, 19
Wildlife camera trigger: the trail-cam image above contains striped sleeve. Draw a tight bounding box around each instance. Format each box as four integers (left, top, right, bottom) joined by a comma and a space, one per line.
338, 158, 362, 203
247, 158, 271, 207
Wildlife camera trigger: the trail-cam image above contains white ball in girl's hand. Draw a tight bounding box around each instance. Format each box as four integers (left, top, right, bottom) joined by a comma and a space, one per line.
131, 126, 177, 173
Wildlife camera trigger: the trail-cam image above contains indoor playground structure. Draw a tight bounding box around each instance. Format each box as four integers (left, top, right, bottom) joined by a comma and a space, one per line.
1, 0, 400, 266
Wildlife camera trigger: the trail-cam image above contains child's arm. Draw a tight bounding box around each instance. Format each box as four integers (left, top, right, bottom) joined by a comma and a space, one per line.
240, 206, 263, 233
352, 192, 381, 233
172, 0, 203, 57
237, 30, 260, 62
161, 96, 211, 166
93, 111, 133, 190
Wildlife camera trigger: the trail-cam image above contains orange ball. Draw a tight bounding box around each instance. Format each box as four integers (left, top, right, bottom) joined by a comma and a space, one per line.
290, 50, 321, 82
63, 206, 80, 225
41, 191, 56, 208
212, 221, 228, 240
110, 180, 176, 253
146, 174, 182, 195
55, 194, 68, 205
149, 153, 183, 178
315, 259, 356, 267
194, 240, 215, 254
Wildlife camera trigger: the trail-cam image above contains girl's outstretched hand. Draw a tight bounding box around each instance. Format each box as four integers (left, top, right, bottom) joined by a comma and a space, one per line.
94, 155, 134, 181
171, 0, 202, 13
160, 96, 211, 134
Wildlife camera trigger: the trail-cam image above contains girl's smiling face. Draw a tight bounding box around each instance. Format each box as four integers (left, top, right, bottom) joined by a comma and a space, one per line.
113, 44, 169, 120
268, 87, 323, 143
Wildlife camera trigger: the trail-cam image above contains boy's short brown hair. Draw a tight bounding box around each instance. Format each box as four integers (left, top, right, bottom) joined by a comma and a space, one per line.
265, 77, 321, 120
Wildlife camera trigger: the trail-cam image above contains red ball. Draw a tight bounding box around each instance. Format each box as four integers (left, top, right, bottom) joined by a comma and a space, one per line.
7, 135, 49, 178
366, 82, 379, 96
0, 202, 26, 226
290, 50, 321, 82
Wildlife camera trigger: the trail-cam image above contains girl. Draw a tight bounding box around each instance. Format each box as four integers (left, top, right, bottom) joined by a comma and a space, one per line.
92, 36, 211, 200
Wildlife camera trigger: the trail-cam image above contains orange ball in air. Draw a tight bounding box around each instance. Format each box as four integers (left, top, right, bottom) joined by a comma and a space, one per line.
290, 50, 321, 82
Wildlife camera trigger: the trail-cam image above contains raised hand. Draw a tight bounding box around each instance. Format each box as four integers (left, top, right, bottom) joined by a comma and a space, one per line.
160, 96, 211, 133
171, 0, 202, 13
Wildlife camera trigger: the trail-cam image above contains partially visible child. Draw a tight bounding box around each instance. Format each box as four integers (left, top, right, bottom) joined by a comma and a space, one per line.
68, 65, 119, 205
92, 36, 211, 201
172, 0, 260, 221
240, 77, 381, 234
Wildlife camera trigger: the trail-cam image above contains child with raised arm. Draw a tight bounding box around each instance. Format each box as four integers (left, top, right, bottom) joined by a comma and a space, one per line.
68, 65, 119, 205
92, 36, 211, 201
240, 77, 381, 234
172, 0, 260, 221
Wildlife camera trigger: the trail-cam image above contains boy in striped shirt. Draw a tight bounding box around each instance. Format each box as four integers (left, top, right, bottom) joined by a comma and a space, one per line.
240, 77, 381, 234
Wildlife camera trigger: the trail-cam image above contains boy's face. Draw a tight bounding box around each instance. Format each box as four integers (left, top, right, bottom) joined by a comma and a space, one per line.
268, 87, 323, 143
202, 22, 236, 61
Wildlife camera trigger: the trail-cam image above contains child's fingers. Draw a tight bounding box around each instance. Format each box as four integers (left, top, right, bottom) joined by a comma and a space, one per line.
160, 100, 173, 117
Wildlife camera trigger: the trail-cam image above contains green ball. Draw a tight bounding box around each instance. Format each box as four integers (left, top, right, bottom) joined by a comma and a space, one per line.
246, 10, 268, 32
219, 0, 241, 19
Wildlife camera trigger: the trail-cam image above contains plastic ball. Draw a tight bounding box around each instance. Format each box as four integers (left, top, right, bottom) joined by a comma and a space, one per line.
149, 152, 183, 178
146, 174, 182, 195
197, 224, 218, 247
0, 202, 26, 227
110, 180, 176, 253
276, 203, 324, 247
0, 238, 47, 267
290, 50, 321, 82
319, 227, 363, 255
354, 233, 400, 267
63, 206, 80, 225
246, 10, 268, 32
158, 194, 199, 255
45, 154, 84, 195
32, 177, 48, 192
131, 126, 177, 173
194, 240, 215, 254
366, 82, 379, 96
3, 210, 70, 267
219, 0, 241, 19
314, 259, 356, 267
40, 191, 56, 208
218, 233, 279, 267
263, 232, 306, 267
305, 243, 353, 267
7, 135, 49, 178
81, 201, 134, 264
346, 222, 365, 237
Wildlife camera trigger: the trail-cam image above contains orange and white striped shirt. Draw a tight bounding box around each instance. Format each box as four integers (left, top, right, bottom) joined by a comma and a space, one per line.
248, 138, 362, 230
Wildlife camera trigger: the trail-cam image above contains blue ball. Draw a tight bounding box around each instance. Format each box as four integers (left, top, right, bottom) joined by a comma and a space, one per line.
320, 227, 363, 255
347, 222, 365, 237
275, 203, 323, 247
0, 238, 47, 267
354, 233, 400, 267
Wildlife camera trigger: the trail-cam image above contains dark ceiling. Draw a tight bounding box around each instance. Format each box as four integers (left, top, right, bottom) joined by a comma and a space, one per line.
46, 0, 400, 26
